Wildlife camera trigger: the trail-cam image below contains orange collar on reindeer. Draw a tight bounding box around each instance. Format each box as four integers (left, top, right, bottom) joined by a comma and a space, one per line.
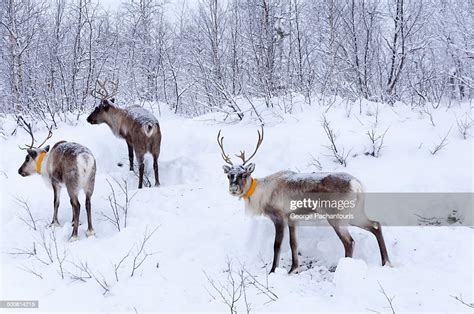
242, 178, 257, 200
36, 151, 47, 174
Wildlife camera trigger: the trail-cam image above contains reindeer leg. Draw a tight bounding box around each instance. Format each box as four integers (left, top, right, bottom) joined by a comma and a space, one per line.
85, 193, 94, 237
153, 153, 160, 187
85, 174, 95, 237
66, 183, 81, 241
68, 196, 80, 241
357, 220, 390, 266
51, 182, 61, 227
333, 225, 354, 258
136, 153, 145, 189
288, 224, 300, 274
127, 142, 134, 171
270, 215, 284, 273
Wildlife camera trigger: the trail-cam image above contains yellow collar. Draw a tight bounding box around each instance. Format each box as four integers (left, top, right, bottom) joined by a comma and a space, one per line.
36, 151, 46, 174
242, 178, 257, 200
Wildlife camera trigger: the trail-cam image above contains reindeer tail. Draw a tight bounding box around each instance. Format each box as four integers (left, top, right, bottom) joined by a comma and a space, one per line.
143, 123, 156, 137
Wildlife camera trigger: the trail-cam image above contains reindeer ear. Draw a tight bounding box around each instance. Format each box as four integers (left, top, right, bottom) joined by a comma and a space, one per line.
223, 165, 231, 174
102, 101, 111, 111
44, 145, 50, 152
244, 163, 255, 174
27, 149, 37, 159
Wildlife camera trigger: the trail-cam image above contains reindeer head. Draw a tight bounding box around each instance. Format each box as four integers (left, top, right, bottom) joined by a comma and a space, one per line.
217, 126, 263, 197
87, 80, 118, 124
17, 118, 52, 177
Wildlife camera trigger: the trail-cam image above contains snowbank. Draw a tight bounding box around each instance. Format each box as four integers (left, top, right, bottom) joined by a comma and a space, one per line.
0, 99, 472, 312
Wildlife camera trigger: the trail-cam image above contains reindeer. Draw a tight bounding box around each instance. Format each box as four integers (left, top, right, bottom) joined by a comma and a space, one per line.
87, 80, 161, 189
17, 120, 96, 240
218, 127, 390, 274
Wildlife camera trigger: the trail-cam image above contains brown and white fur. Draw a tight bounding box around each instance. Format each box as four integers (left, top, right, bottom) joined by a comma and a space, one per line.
18, 141, 96, 240
87, 99, 161, 189
223, 163, 390, 274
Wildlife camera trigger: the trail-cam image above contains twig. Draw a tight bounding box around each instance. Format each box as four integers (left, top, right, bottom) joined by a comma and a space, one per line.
366, 128, 389, 157
103, 179, 121, 231
115, 249, 131, 282
456, 115, 473, 139
14, 196, 38, 231
308, 154, 322, 171
69, 260, 109, 295
243, 267, 278, 302
19, 263, 43, 279
451, 295, 474, 309
430, 129, 451, 155
422, 106, 435, 126
378, 281, 396, 314
130, 226, 159, 277
51, 229, 66, 279
204, 258, 244, 314
322, 116, 350, 166
37, 228, 54, 265
8, 243, 36, 257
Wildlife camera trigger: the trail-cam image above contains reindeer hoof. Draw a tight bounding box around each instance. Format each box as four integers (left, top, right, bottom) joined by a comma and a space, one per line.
50, 222, 60, 227
86, 229, 95, 237
288, 266, 300, 274
383, 261, 393, 268
69, 235, 78, 242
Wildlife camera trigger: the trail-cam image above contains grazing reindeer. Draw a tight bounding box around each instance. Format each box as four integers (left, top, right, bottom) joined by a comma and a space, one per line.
218, 127, 390, 274
87, 80, 161, 189
17, 123, 96, 240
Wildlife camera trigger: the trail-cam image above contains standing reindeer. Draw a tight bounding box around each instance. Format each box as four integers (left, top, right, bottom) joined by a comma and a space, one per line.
17, 121, 96, 240
87, 80, 161, 189
218, 127, 390, 274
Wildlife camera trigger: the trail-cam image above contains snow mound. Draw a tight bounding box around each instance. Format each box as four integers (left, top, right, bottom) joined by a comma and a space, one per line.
333, 257, 369, 295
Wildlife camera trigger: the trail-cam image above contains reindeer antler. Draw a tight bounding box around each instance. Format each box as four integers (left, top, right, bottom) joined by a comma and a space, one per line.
18, 117, 53, 150
217, 126, 264, 165
18, 116, 34, 150
91, 79, 119, 100
36, 126, 53, 148
217, 130, 233, 165
235, 125, 264, 165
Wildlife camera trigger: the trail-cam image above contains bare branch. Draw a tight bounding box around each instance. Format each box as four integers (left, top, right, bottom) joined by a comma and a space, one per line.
322, 116, 350, 166
130, 226, 159, 277
451, 295, 474, 309
430, 129, 451, 155
378, 281, 396, 314
14, 196, 38, 231
457, 115, 473, 139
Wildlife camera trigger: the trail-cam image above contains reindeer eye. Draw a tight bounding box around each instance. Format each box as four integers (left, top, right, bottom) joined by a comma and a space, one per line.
25, 156, 29, 161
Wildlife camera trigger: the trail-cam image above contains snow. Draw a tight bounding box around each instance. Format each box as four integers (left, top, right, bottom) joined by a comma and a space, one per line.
281, 171, 356, 184
0, 96, 473, 312
125, 106, 159, 126
53, 141, 93, 156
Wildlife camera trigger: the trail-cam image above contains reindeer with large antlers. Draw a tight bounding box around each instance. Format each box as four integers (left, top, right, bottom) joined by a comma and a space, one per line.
87, 79, 161, 189
218, 127, 390, 274
17, 119, 96, 240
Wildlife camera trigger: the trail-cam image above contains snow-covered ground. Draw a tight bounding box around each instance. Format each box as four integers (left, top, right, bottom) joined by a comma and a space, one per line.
0, 96, 473, 313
